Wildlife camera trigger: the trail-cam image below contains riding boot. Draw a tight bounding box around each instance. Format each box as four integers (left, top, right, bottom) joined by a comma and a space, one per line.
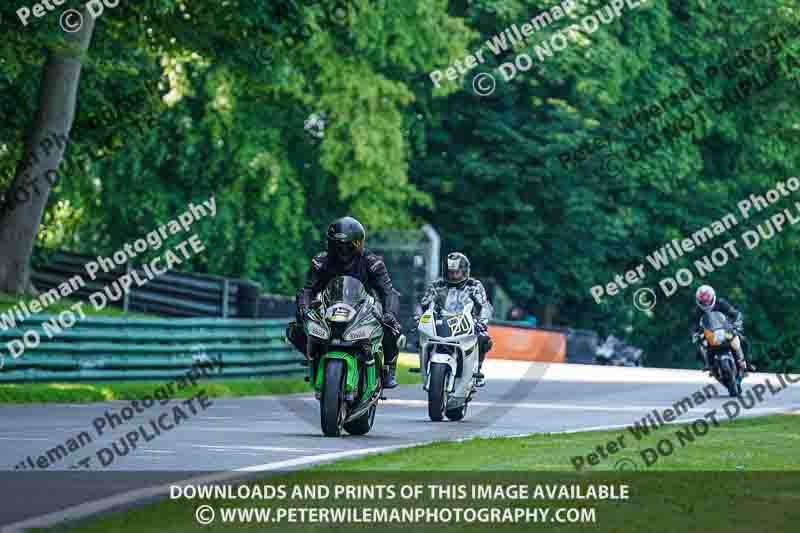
474, 344, 486, 387
382, 365, 398, 389
733, 342, 754, 373
702, 350, 711, 372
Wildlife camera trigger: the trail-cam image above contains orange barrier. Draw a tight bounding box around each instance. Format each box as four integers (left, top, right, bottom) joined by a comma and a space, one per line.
487, 325, 566, 363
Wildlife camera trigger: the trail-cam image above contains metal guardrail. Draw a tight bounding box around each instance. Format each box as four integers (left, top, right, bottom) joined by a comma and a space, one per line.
258, 293, 295, 319
32, 251, 261, 318
0, 316, 301, 382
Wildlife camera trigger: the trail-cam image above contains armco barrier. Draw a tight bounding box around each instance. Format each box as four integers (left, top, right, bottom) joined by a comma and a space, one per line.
258, 293, 295, 319
487, 323, 566, 363
31, 251, 261, 318
0, 316, 302, 382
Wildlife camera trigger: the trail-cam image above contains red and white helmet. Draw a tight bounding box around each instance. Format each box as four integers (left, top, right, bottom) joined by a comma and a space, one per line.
695, 285, 716, 311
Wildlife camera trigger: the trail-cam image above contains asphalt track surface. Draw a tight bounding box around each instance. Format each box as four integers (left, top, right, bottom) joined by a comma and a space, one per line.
1, 361, 799, 530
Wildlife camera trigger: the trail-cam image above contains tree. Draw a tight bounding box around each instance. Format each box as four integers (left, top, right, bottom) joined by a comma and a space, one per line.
0, 6, 95, 294
411, 0, 800, 366
0, 0, 472, 295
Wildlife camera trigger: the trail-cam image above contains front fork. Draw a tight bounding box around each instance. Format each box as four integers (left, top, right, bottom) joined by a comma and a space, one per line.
424, 354, 457, 392
699, 343, 710, 368
311, 352, 379, 403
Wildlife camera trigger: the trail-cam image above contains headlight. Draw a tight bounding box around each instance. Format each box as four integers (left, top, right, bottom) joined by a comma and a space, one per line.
713, 329, 727, 345
344, 325, 376, 341
326, 304, 355, 323
308, 322, 329, 339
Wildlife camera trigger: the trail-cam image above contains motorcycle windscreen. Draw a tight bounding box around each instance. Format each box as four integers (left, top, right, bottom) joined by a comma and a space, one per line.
323, 276, 368, 307
700, 311, 729, 331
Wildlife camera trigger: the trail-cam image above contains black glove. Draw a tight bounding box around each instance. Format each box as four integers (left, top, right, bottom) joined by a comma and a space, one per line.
294, 290, 307, 322
476, 321, 488, 334
383, 311, 401, 332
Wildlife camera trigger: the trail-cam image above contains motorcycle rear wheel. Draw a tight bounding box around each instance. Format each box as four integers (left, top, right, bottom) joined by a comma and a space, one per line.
445, 403, 467, 421
344, 404, 376, 435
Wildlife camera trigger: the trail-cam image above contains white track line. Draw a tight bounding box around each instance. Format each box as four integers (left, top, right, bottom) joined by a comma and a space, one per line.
3, 401, 793, 533
138, 450, 175, 454
190, 445, 334, 453
0, 445, 416, 533
3, 364, 798, 532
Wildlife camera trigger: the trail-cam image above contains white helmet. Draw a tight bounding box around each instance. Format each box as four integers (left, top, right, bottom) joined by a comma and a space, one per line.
695, 285, 716, 311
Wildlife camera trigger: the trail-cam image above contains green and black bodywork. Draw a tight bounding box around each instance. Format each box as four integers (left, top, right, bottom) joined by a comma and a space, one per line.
303, 276, 384, 436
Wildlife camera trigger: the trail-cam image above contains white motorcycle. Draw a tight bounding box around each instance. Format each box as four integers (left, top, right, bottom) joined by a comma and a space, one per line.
417, 291, 480, 421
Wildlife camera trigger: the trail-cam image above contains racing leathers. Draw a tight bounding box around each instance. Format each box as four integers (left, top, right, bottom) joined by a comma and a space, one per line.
286, 248, 402, 387
688, 297, 748, 371
419, 278, 494, 373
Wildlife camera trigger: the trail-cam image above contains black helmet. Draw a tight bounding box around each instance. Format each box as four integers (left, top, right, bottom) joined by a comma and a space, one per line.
326, 216, 366, 266
445, 252, 470, 287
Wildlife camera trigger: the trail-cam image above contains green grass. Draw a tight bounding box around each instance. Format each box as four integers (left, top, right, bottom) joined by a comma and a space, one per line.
313, 413, 800, 471
51, 415, 800, 533
0, 358, 420, 403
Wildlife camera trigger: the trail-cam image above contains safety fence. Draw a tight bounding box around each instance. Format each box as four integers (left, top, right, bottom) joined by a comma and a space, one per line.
0, 316, 302, 383
32, 251, 261, 318
487, 322, 567, 363
488, 321, 603, 364
257, 293, 295, 319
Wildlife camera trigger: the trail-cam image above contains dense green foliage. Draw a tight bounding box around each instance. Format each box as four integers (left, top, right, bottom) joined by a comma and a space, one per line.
2, 0, 799, 369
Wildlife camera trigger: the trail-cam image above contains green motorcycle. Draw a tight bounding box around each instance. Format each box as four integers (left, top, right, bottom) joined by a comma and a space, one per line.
303, 276, 385, 437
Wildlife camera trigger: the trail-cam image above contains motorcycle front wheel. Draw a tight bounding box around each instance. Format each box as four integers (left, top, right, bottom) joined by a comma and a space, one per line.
321, 359, 347, 437
721, 358, 740, 398
428, 362, 450, 422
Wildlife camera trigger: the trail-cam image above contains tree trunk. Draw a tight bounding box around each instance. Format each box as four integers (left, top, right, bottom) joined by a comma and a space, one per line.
0, 8, 95, 295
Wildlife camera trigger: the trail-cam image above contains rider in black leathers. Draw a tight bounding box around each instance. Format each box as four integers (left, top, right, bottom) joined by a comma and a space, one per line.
689, 284, 755, 373
419, 252, 494, 387
286, 216, 403, 389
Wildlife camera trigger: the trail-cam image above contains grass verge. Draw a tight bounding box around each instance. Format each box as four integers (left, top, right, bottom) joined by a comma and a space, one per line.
0, 356, 421, 403
50, 415, 800, 533
312, 412, 800, 471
